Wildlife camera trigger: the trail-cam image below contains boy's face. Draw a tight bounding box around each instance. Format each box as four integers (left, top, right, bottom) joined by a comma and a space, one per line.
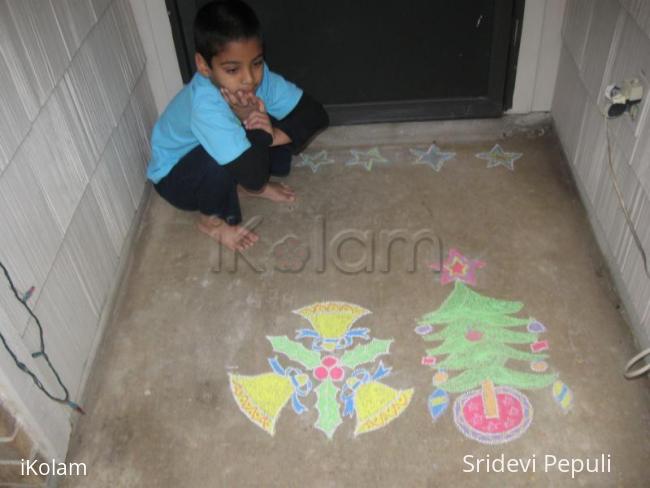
195, 38, 264, 95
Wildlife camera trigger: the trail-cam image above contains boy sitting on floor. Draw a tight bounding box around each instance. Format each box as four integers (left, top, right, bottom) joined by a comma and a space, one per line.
147, 0, 329, 251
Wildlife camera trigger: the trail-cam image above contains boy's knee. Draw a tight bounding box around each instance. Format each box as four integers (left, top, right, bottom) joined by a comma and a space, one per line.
301, 95, 329, 135
239, 174, 268, 192
226, 143, 270, 191
238, 165, 269, 191
314, 102, 329, 132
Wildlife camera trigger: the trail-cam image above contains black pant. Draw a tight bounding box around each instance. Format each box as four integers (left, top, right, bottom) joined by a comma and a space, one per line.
154, 145, 292, 225
154, 93, 329, 225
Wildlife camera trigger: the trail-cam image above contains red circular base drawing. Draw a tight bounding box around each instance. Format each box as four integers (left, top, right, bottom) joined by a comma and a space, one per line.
453, 386, 533, 444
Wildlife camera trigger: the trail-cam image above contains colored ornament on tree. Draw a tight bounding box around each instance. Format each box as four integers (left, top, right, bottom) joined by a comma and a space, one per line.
465, 329, 483, 342
552, 380, 573, 413
432, 370, 449, 386
229, 302, 413, 438
530, 360, 549, 372
421, 356, 437, 366
414, 324, 434, 336
428, 388, 450, 421
527, 321, 547, 333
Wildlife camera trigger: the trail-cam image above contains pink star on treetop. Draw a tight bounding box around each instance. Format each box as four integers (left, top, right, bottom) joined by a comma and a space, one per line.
429, 248, 486, 286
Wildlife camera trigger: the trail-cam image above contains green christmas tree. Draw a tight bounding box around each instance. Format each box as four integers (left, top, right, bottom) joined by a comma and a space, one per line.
420, 281, 555, 418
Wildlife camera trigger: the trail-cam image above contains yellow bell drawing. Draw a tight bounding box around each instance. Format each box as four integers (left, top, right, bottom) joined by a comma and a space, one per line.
229, 372, 294, 435
353, 381, 414, 436
293, 301, 370, 339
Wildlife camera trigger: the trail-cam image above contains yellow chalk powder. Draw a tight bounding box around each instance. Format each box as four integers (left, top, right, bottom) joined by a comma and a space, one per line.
354, 382, 414, 435
293, 302, 370, 339
229, 372, 294, 435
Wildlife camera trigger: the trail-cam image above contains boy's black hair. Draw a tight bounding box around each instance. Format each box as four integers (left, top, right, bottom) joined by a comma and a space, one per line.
194, 0, 262, 66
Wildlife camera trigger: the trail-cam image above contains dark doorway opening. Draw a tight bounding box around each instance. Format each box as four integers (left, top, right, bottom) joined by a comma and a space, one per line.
165, 0, 524, 125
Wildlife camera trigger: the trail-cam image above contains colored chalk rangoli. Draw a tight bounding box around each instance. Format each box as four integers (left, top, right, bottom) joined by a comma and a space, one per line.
418, 252, 573, 444
345, 148, 390, 171
409, 144, 456, 172
296, 150, 336, 173
229, 302, 413, 438
429, 248, 486, 286
475, 144, 523, 171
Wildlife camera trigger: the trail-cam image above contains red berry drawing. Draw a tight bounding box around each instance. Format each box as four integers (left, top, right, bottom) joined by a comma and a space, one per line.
313, 356, 345, 382
314, 367, 328, 381
330, 367, 344, 381
322, 356, 338, 368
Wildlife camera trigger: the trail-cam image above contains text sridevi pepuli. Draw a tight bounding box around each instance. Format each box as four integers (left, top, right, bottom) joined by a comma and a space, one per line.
462, 453, 611, 479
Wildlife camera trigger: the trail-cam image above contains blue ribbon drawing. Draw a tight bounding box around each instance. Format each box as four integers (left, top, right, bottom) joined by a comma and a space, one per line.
268, 357, 312, 414
340, 361, 392, 417
295, 327, 370, 351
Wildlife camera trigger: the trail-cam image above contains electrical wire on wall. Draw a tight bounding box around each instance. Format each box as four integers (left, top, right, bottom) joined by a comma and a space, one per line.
0, 261, 85, 414
602, 119, 650, 379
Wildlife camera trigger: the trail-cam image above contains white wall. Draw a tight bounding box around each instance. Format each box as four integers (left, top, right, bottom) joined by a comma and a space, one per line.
510, 0, 566, 113
0, 0, 157, 458
128, 0, 182, 114
552, 0, 650, 349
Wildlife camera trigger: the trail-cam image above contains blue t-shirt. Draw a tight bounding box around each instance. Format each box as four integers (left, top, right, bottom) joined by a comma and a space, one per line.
147, 63, 303, 183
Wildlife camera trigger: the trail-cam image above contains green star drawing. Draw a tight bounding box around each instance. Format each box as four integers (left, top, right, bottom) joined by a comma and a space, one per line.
475, 144, 523, 171
296, 150, 335, 173
345, 147, 390, 171
409, 144, 456, 172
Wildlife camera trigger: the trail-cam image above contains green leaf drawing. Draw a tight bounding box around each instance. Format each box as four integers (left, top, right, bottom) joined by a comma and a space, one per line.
267, 336, 321, 369
419, 282, 557, 393
420, 282, 525, 325
441, 365, 556, 393
314, 378, 341, 438
340, 339, 392, 369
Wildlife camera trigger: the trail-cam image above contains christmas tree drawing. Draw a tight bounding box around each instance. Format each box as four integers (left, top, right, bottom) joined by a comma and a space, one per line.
420, 249, 573, 444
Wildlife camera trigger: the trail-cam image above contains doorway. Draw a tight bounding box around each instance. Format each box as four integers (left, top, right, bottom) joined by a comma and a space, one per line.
165, 0, 524, 124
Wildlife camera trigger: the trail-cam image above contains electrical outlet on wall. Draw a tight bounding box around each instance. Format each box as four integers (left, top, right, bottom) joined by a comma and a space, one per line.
602, 74, 647, 141
603, 77, 645, 118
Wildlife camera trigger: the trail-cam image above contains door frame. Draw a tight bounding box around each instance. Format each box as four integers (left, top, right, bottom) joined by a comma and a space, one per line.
129, 0, 562, 118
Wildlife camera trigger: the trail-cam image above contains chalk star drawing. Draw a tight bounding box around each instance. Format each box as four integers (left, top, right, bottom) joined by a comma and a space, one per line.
409, 144, 456, 172
229, 302, 413, 438
296, 150, 335, 173
475, 144, 523, 170
429, 248, 486, 286
418, 252, 573, 444
345, 147, 390, 171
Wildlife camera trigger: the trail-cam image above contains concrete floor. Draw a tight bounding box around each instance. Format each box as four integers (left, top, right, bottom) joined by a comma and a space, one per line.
62, 119, 649, 487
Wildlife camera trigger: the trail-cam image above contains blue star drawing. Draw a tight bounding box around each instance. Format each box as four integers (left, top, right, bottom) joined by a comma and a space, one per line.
409, 144, 456, 172
296, 150, 335, 173
475, 144, 523, 171
345, 147, 390, 171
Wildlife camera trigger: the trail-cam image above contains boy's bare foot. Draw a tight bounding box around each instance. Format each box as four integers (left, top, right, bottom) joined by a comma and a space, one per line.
197, 215, 258, 252
238, 182, 296, 203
